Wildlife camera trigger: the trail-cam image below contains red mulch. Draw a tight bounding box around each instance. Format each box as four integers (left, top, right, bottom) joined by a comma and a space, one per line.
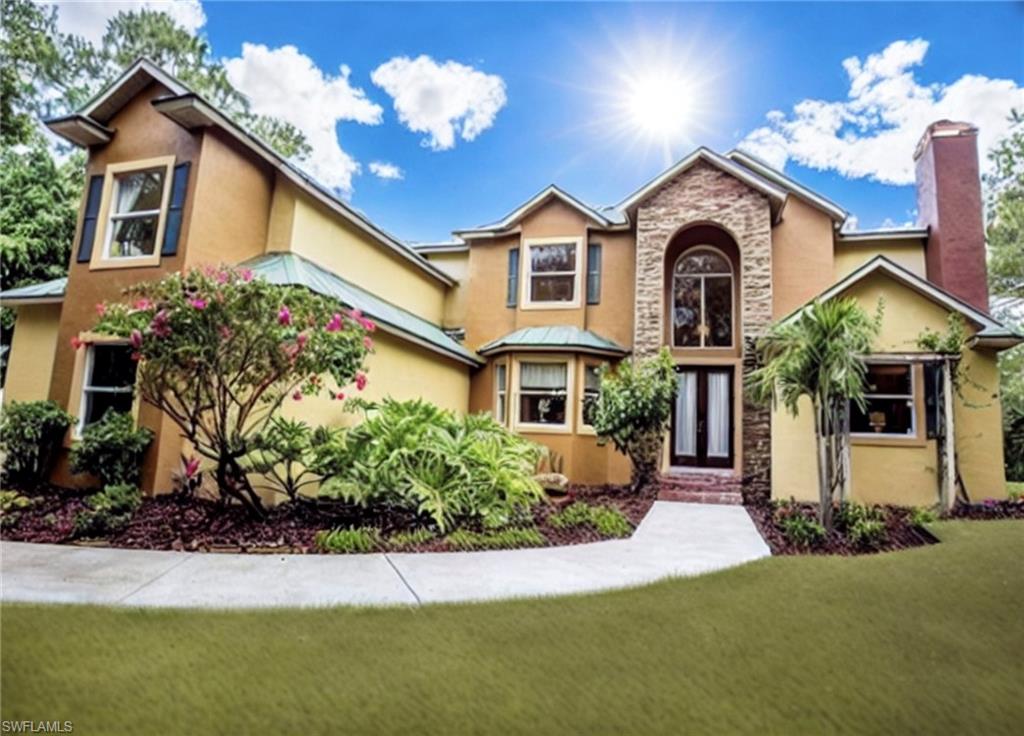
947, 499, 1024, 520
1, 483, 654, 554
746, 503, 940, 556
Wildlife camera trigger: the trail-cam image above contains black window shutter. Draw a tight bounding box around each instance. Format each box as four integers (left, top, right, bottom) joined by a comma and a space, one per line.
586, 242, 602, 305
76, 175, 105, 263
161, 162, 191, 257
506, 248, 520, 307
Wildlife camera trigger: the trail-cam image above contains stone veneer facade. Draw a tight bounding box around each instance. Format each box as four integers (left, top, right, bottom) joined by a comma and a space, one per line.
633, 160, 774, 501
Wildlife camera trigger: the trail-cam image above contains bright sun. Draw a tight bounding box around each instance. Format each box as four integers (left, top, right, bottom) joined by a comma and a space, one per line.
626, 70, 697, 141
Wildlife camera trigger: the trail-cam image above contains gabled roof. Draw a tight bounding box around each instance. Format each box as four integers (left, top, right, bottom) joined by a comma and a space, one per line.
410, 240, 469, 254
453, 185, 628, 240
0, 277, 67, 305
244, 252, 481, 366
45, 58, 454, 288
726, 149, 848, 223
783, 255, 1020, 346
478, 325, 629, 357
615, 147, 789, 221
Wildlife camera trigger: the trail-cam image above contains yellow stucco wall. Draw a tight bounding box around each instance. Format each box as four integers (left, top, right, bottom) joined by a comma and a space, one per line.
834, 240, 927, 280
3, 304, 63, 405
422, 250, 469, 329
771, 270, 1007, 506
771, 197, 836, 319
274, 182, 447, 323
282, 329, 470, 429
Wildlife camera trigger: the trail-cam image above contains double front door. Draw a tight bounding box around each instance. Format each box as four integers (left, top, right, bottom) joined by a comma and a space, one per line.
671, 366, 733, 468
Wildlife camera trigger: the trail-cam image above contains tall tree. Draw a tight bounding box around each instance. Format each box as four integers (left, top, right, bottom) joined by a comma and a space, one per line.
747, 298, 880, 529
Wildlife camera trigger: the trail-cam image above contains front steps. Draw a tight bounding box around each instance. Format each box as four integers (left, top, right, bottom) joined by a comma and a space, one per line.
657, 471, 743, 505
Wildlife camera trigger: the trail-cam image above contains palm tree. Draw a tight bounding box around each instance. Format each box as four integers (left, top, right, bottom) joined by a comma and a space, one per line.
747, 298, 881, 530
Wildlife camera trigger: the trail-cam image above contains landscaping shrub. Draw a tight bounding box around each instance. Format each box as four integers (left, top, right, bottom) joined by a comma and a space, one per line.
387, 528, 436, 549
243, 417, 329, 500
314, 527, 382, 554
317, 398, 544, 531
910, 507, 938, 526
549, 501, 632, 538
73, 483, 141, 538
0, 490, 32, 529
774, 502, 826, 547
849, 517, 888, 548
0, 400, 73, 487
590, 349, 677, 493
445, 527, 546, 551
69, 410, 153, 487
92, 264, 371, 517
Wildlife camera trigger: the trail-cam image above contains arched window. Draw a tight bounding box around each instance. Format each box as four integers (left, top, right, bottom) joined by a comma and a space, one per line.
672, 247, 733, 348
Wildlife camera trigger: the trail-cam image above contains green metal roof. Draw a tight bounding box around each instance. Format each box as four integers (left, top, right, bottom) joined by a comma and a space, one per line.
0, 277, 67, 304
244, 252, 482, 366
478, 325, 629, 356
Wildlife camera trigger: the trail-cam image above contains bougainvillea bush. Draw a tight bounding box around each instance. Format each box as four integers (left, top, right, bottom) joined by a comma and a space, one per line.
92, 265, 372, 516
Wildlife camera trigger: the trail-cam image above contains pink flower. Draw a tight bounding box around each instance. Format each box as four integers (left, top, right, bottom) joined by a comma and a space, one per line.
130, 329, 143, 349
189, 297, 207, 310
296, 333, 308, 348
239, 268, 254, 282
216, 270, 230, 284
334, 391, 345, 401
70, 336, 84, 350
292, 391, 303, 401
363, 318, 376, 333
219, 325, 233, 341
184, 456, 201, 478
278, 305, 292, 326
133, 298, 152, 311
150, 310, 172, 338
130, 351, 142, 362
95, 303, 106, 316
355, 372, 367, 391
325, 313, 343, 332
350, 308, 363, 321
363, 336, 374, 350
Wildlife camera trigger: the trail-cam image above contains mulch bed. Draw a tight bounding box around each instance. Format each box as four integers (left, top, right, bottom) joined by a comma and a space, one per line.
1, 483, 655, 554
746, 503, 940, 556
947, 498, 1024, 520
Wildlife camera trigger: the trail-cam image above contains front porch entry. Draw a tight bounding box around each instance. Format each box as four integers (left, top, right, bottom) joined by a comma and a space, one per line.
671, 365, 734, 469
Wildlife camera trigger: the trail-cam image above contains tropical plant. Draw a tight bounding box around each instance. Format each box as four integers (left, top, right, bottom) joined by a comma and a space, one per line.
590, 348, 677, 493
73, 483, 141, 537
317, 398, 545, 531
748, 298, 881, 529
774, 502, 826, 547
445, 527, 546, 551
243, 417, 332, 501
314, 527, 382, 554
0, 400, 74, 488
387, 528, 436, 549
92, 265, 371, 517
549, 501, 632, 538
69, 410, 153, 487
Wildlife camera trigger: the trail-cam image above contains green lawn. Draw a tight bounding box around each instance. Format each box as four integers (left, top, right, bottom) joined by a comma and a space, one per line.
3, 521, 1023, 735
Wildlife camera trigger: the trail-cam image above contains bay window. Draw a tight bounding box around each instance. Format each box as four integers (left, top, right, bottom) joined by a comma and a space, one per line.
517, 361, 568, 426
580, 363, 602, 429
494, 362, 508, 424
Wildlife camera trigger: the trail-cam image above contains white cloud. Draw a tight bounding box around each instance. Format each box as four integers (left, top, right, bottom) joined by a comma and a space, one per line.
739, 39, 1024, 185
368, 161, 404, 180
371, 55, 506, 151
49, 1, 206, 44
223, 43, 383, 195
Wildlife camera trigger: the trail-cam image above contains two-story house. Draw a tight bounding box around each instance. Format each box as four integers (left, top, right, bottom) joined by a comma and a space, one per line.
2, 59, 1018, 507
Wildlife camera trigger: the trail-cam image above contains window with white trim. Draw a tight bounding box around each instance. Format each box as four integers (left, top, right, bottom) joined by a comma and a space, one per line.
494, 362, 508, 424
79, 344, 137, 431
581, 363, 602, 428
104, 168, 166, 259
672, 247, 734, 348
518, 361, 568, 425
850, 363, 916, 437
524, 240, 580, 306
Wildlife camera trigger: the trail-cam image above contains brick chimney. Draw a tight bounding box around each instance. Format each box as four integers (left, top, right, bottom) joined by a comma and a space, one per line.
914, 120, 989, 312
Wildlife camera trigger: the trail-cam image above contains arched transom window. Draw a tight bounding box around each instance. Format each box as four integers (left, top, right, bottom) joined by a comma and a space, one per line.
672, 247, 734, 348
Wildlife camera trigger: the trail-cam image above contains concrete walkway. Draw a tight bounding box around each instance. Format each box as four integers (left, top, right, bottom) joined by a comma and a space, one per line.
0, 502, 770, 608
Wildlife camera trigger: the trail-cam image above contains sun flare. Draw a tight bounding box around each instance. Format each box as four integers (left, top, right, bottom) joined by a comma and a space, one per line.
625, 69, 698, 142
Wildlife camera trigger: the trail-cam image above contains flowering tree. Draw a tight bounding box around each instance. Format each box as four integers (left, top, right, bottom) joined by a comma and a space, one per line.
591, 348, 677, 493
92, 265, 373, 516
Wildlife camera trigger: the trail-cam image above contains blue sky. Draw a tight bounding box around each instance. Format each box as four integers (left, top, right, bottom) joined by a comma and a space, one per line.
61, 1, 1024, 242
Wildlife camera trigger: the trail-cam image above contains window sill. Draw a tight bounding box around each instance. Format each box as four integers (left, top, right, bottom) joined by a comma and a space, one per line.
519, 300, 581, 311
89, 254, 162, 271
514, 422, 573, 435
851, 434, 927, 448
